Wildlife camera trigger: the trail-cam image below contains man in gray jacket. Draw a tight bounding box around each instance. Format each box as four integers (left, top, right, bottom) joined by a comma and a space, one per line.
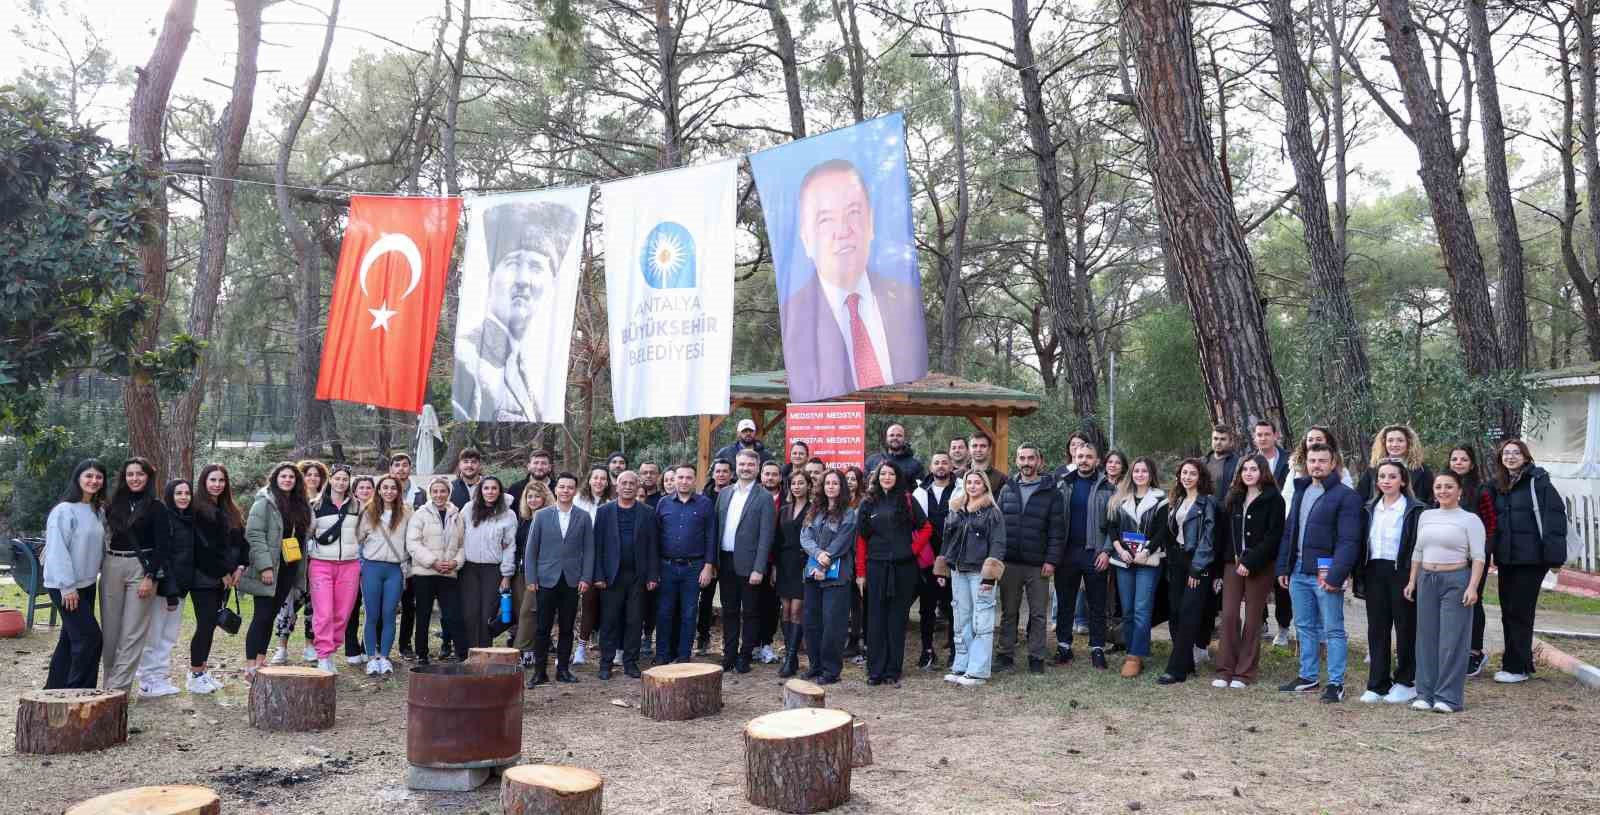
1055, 441, 1114, 669
715, 449, 776, 673
525, 472, 594, 687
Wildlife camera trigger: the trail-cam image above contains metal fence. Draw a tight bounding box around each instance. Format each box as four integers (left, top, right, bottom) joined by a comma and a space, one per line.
49, 372, 300, 441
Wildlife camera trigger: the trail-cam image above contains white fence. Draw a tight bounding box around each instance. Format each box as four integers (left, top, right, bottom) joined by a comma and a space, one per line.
1552, 478, 1600, 572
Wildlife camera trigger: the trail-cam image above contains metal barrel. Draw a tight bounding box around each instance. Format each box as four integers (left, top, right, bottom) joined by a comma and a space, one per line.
406, 662, 523, 768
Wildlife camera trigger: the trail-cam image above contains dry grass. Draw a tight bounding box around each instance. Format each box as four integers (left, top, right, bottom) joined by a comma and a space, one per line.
0, 616, 1597, 814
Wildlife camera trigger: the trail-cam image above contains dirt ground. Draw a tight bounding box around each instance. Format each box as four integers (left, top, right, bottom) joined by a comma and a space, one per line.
1, 610, 1598, 815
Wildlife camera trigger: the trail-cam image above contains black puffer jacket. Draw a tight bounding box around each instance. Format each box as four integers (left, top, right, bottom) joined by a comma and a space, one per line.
193, 506, 244, 583
161, 505, 201, 596
1492, 466, 1568, 567
995, 476, 1065, 566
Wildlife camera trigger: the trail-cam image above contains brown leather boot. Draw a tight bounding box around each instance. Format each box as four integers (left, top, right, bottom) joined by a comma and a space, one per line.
1120, 656, 1142, 678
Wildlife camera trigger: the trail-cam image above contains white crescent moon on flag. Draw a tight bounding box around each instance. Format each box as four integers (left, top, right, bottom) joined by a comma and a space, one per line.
358, 232, 424, 301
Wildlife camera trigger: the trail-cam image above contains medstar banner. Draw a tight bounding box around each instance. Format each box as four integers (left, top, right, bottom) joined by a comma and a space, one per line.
317, 195, 462, 413
601, 160, 736, 421
749, 113, 928, 403
452, 186, 589, 423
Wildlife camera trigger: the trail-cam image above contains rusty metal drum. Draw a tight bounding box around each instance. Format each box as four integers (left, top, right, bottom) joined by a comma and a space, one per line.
407, 663, 523, 768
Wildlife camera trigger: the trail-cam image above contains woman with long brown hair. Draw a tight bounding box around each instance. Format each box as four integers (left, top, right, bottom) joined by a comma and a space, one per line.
1108, 456, 1165, 678
1214, 454, 1283, 689
572, 466, 614, 665
1156, 458, 1218, 686
800, 469, 858, 685
937, 470, 1006, 687
512, 481, 554, 665
43, 459, 109, 690
459, 475, 518, 650
269, 459, 331, 666
775, 469, 813, 678
1490, 439, 1567, 684
358, 475, 412, 676
185, 464, 244, 693
100, 456, 165, 692
241, 462, 312, 675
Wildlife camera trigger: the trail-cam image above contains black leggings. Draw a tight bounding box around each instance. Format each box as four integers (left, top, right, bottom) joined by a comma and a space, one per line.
245, 562, 299, 660
189, 587, 224, 666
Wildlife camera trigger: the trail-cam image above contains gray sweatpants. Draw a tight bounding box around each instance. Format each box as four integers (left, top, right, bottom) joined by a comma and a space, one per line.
1415, 568, 1471, 711
100, 553, 156, 691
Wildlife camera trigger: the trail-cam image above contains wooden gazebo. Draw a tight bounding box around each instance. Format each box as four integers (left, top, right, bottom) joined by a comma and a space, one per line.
697, 370, 1042, 477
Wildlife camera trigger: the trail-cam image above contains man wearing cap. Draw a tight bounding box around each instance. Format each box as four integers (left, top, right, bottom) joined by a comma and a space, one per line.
453, 200, 581, 423
715, 419, 774, 466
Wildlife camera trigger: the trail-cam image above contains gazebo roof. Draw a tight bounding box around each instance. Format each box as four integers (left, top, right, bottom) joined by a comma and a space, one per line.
728, 370, 1041, 417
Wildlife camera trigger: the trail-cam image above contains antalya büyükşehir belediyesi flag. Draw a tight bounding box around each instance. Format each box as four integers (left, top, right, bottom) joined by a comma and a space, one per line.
316, 195, 462, 413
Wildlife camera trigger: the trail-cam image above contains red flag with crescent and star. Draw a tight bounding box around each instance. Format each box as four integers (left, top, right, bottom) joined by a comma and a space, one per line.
316, 195, 462, 413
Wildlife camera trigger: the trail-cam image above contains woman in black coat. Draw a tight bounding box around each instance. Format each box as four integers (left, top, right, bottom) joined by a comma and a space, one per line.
1490, 439, 1567, 684
133, 479, 198, 697
1157, 459, 1219, 685
775, 469, 812, 678
188, 464, 246, 694
855, 460, 930, 687
1213, 454, 1284, 688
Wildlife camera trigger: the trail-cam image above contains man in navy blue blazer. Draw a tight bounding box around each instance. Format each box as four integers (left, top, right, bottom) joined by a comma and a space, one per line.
1276, 444, 1362, 702
592, 471, 660, 679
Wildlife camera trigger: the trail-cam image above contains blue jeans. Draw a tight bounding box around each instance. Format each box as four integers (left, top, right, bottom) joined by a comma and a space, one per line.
951, 570, 997, 679
361, 561, 404, 658
656, 560, 702, 662
1116, 564, 1160, 657
1289, 572, 1348, 685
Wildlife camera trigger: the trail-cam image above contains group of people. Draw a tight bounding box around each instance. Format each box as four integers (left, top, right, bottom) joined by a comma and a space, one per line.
39, 419, 1569, 714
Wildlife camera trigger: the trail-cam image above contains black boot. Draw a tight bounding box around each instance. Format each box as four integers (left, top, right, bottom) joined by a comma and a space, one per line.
778, 623, 799, 678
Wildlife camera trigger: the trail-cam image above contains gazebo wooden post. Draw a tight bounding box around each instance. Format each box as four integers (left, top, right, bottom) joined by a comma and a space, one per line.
995, 409, 1011, 466
697, 413, 729, 489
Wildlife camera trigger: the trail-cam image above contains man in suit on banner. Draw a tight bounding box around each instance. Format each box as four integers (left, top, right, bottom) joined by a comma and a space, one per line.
781, 158, 927, 402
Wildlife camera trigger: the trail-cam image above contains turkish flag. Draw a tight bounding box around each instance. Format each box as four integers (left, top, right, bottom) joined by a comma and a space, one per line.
316, 195, 462, 413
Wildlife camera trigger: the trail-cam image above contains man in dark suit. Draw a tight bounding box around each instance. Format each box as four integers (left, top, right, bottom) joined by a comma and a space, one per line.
714, 449, 777, 673
780, 159, 928, 403
593, 471, 660, 679
524, 472, 595, 687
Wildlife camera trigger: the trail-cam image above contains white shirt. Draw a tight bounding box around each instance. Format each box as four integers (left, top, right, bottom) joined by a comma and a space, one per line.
1368, 495, 1408, 561
818, 273, 893, 387
721, 481, 756, 552
557, 507, 572, 537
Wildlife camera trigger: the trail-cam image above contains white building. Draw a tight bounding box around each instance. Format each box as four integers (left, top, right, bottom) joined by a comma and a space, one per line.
1524, 364, 1600, 575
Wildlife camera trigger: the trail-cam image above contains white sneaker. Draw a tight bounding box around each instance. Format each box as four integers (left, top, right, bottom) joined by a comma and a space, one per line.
140, 678, 180, 698
943, 672, 964, 684
346, 654, 368, 666
572, 643, 588, 665
268, 646, 288, 666
1432, 701, 1456, 714
1384, 684, 1417, 704
303, 645, 318, 662
954, 674, 987, 686
185, 672, 220, 695
365, 659, 380, 676
1272, 628, 1291, 647
1358, 690, 1383, 704
1193, 646, 1210, 665
761, 645, 779, 664
1211, 679, 1228, 688
613, 651, 624, 667
1493, 671, 1528, 684
379, 657, 394, 676
1229, 680, 1247, 689
1410, 699, 1432, 711
316, 658, 336, 674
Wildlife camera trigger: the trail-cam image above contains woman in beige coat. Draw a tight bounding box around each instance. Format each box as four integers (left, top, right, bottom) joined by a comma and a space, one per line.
407, 477, 466, 664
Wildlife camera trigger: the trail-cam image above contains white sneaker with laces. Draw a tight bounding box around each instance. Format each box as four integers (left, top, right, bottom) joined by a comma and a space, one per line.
1211, 679, 1228, 688
762, 645, 780, 664
1272, 628, 1291, 647
1359, 690, 1383, 704
1384, 684, 1417, 704
1410, 699, 1432, 711
1432, 701, 1455, 714
303, 645, 318, 662
365, 659, 380, 676
572, 643, 588, 665
185, 672, 219, 695
1229, 680, 1247, 689
954, 674, 987, 686
943, 672, 963, 683
141, 678, 180, 698
268, 646, 289, 666
346, 654, 367, 666
613, 651, 623, 666
316, 658, 336, 674
1493, 670, 1528, 684
379, 657, 395, 675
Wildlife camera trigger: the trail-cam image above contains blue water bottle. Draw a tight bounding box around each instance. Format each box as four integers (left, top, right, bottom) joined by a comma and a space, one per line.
499, 590, 513, 624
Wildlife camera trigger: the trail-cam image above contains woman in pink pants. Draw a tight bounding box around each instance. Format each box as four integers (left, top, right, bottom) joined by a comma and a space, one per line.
307, 467, 364, 672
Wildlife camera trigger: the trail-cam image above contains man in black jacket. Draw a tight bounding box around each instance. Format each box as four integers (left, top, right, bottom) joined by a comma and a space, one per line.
715, 419, 773, 466
995, 443, 1066, 673
865, 423, 926, 485
1201, 425, 1238, 501
913, 452, 959, 668
507, 449, 557, 508
592, 471, 660, 679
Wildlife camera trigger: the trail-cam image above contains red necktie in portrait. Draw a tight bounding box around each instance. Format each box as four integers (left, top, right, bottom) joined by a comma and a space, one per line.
846, 292, 885, 390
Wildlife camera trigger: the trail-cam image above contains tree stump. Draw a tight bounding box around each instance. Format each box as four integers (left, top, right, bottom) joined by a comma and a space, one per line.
65, 785, 220, 815
501, 764, 603, 815
15, 689, 127, 754
248, 666, 335, 731
743, 708, 853, 813
640, 663, 722, 721
467, 647, 522, 667
782, 678, 826, 710
850, 718, 873, 768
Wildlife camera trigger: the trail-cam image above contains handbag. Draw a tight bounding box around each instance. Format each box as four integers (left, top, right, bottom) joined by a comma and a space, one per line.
216, 588, 243, 636
906, 494, 936, 569
281, 536, 303, 563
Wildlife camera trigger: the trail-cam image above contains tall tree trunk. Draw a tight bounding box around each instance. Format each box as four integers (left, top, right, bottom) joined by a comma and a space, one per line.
1015, 0, 1099, 431
1465, 0, 1528, 384
1267, 0, 1371, 448
1373, 0, 1504, 382
167, 0, 262, 479
275, 0, 341, 458
768, 0, 806, 139
124, 0, 198, 479
1120, 0, 1288, 432
655, 0, 682, 167
939, 11, 969, 374
830, 0, 865, 123
1319, 0, 1349, 258
439, 0, 477, 469
1555, 12, 1600, 360
1115, 26, 1185, 307
1577, 4, 1600, 363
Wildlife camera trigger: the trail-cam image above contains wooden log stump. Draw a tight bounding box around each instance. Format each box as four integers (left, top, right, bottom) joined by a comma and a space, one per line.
467, 647, 522, 666
65, 785, 220, 815
782, 678, 826, 710
850, 718, 873, 768
743, 708, 853, 813
501, 764, 603, 815
640, 663, 722, 721
15, 689, 127, 755
248, 666, 335, 732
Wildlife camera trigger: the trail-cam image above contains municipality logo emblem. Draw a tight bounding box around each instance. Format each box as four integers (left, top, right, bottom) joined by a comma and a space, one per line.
640, 221, 696, 289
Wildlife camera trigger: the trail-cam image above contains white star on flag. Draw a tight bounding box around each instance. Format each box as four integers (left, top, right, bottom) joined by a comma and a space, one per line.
368, 301, 398, 330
